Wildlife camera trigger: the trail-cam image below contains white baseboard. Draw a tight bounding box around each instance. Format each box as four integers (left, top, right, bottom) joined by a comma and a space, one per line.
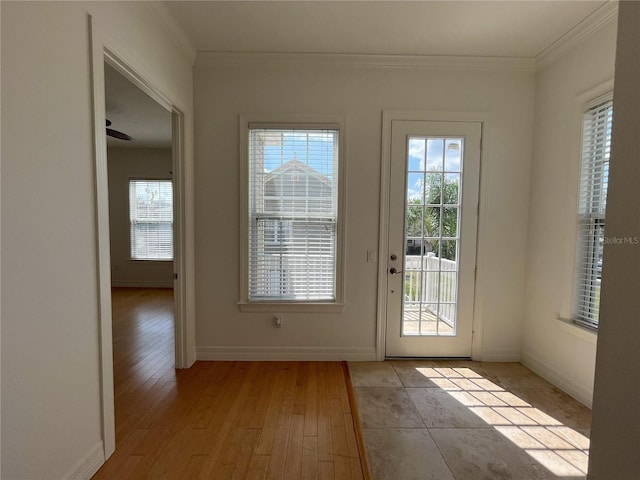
472, 348, 521, 362
521, 351, 593, 408
65, 441, 104, 480
197, 346, 377, 361
111, 280, 173, 288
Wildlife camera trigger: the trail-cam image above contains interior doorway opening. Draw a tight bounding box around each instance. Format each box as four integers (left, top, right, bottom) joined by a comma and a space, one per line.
90, 21, 189, 455
104, 62, 177, 405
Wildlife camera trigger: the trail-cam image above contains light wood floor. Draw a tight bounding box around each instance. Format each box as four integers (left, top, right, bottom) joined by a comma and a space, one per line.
92, 288, 365, 479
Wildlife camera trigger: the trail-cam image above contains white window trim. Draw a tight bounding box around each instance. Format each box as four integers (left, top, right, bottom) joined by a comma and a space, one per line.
238, 114, 346, 313
572, 91, 613, 331
553, 80, 613, 335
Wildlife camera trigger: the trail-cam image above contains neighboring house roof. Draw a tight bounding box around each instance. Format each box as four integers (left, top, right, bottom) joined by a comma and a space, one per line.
265, 158, 332, 188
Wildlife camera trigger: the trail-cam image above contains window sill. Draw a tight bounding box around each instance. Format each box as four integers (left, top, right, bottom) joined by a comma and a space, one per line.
555, 315, 598, 344
238, 302, 345, 313
127, 259, 173, 264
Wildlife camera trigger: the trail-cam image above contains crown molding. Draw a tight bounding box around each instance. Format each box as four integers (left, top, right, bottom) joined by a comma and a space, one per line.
536, 1, 618, 70
147, 2, 196, 64
196, 52, 536, 72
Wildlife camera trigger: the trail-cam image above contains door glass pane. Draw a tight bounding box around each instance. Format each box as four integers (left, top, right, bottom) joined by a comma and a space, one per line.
439, 240, 457, 262
408, 138, 426, 171
444, 139, 462, 172
424, 173, 442, 205
424, 206, 441, 237
407, 172, 424, 200
426, 139, 444, 170
406, 205, 424, 237
443, 174, 461, 204
402, 136, 463, 337
442, 207, 458, 237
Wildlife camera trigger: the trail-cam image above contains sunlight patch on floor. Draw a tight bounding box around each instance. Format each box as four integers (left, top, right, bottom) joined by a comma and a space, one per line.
416, 367, 589, 476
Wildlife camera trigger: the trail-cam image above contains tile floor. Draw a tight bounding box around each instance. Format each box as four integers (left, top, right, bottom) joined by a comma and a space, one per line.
348, 361, 592, 480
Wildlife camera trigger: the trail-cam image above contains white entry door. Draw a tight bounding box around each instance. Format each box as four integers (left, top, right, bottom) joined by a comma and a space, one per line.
385, 120, 481, 357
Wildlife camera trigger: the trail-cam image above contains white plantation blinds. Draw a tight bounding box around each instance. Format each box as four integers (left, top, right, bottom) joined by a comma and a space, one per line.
575, 97, 613, 329
129, 179, 173, 260
248, 127, 339, 301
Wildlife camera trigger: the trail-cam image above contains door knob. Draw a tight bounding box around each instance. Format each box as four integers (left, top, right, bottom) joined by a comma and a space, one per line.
389, 267, 403, 275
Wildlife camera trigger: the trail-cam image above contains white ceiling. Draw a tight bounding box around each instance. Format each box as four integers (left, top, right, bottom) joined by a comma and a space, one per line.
165, 0, 609, 58
104, 63, 172, 149
108, 1, 612, 149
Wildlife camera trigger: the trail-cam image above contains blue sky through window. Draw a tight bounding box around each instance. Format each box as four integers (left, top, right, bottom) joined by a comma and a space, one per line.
407, 137, 462, 201
262, 131, 337, 178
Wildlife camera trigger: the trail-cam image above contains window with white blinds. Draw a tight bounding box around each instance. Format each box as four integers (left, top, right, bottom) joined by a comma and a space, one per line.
247, 127, 339, 301
129, 179, 173, 261
574, 96, 613, 329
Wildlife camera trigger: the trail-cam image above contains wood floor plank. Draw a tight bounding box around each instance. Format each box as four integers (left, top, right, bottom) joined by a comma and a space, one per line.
329, 398, 349, 458
301, 436, 318, 480
255, 366, 290, 456
304, 362, 319, 437
198, 366, 258, 478
92, 289, 367, 479
248, 363, 278, 429
344, 411, 365, 480
283, 414, 305, 479
232, 428, 261, 479
246, 455, 270, 480
265, 398, 294, 479
178, 454, 209, 480
333, 455, 351, 480
317, 461, 335, 480
326, 362, 342, 400
293, 362, 308, 416
316, 365, 334, 464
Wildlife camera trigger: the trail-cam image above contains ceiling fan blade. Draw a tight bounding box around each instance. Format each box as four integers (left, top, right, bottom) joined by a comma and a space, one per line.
105, 119, 133, 141
106, 127, 133, 141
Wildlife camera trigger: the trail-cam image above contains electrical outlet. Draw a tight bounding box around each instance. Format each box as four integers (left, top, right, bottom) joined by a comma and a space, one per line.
273, 315, 283, 328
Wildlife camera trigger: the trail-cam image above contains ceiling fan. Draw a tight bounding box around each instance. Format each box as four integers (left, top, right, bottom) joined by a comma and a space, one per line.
106, 119, 133, 141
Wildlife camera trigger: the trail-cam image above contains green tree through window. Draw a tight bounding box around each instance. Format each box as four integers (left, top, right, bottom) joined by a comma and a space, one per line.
406, 173, 459, 261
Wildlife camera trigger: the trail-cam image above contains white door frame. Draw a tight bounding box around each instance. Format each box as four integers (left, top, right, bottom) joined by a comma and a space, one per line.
377, 111, 490, 361
89, 16, 190, 458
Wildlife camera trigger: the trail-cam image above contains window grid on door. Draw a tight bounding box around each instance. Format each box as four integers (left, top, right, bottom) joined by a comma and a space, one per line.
403, 137, 463, 336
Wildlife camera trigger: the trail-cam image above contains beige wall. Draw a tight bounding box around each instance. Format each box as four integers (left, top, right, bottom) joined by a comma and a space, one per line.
194, 58, 535, 360
108, 147, 174, 288
588, 2, 640, 478
522, 18, 618, 406
0, 2, 193, 478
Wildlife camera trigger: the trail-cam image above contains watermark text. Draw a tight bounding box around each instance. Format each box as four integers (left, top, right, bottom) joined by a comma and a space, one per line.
603, 236, 640, 245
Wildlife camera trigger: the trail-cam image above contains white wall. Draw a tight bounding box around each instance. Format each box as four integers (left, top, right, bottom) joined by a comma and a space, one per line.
521, 19, 618, 407
108, 147, 174, 288
0, 2, 193, 478
588, 3, 640, 478
194, 56, 535, 361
